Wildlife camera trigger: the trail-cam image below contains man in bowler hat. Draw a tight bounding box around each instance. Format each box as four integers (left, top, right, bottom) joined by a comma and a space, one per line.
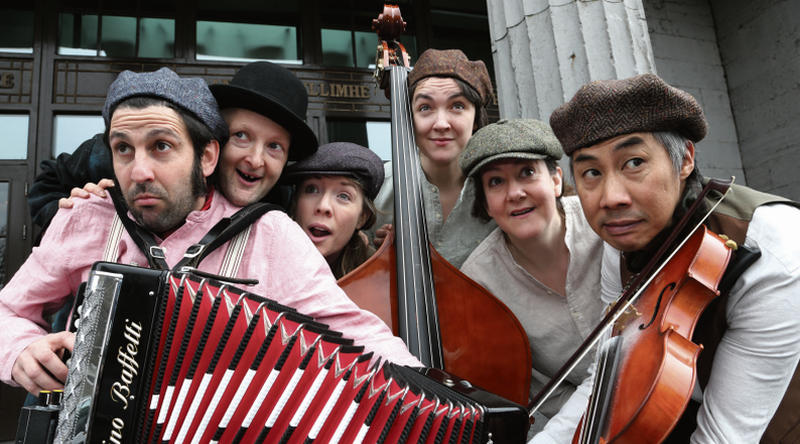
1, 67, 419, 395
29, 61, 317, 232
549, 73, 800, 442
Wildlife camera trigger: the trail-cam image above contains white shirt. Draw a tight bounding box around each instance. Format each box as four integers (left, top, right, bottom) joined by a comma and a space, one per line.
595, 203, 800, 442
460, 196, 605, 442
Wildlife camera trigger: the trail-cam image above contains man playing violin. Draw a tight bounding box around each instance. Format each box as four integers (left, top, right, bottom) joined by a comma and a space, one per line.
550, 73, 800, 442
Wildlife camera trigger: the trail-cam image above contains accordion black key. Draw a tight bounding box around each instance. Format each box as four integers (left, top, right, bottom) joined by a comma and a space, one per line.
54, 262, 528, 444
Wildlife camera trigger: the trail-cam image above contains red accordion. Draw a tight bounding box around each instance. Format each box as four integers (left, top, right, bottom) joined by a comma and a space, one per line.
54, 262, 527, 444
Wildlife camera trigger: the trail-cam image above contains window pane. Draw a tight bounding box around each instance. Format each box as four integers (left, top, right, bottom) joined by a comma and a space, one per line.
139, 17, 175, 58
0, 182, 7, 237
58, 13, 99, 56
0, 9, 34, 53
53, 115, 105, 157
430, 10, 492, 76
0, 115, 29, 159
0, 182, 6, 286
196, 21, 299, 63
327, 120, 367, 148
327, 120, 391, 161
398, 35, 418, 63
366, 121, 391, 161
321, 29, 354, 67
101, 15, 136, 58
354, 31, 377, 69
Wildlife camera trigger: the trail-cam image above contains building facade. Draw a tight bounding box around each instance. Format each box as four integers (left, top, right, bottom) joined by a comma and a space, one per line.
2, 0, 798, 437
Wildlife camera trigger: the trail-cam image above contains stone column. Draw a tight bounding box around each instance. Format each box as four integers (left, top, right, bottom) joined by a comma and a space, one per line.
488, 0, 657, 120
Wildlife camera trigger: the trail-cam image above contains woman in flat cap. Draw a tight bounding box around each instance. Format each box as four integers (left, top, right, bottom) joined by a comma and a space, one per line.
458, 118, 605, 442
283, 142, 384, 279
371, 48, 497, 268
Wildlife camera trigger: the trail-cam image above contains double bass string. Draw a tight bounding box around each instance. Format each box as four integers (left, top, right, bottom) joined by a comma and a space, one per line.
388, 63, 443, 367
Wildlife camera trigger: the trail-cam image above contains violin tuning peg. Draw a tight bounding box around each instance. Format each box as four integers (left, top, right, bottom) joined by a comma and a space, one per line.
725, 239, 738, 250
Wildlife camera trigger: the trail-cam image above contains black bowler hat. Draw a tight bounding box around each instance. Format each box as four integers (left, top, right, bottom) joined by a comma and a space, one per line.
210, 61, 318, 161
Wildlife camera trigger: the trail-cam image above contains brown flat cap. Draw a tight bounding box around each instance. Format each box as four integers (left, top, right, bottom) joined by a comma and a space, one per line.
408, 48, 494, 107
550, 73, 707, 155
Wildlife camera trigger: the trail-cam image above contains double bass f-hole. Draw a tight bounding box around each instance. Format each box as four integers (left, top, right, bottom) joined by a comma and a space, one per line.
639, 282, 676, 331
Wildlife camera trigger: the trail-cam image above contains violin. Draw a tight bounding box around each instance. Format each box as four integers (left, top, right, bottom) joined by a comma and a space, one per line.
529, 178, 736, 442
337, 4, 532, 406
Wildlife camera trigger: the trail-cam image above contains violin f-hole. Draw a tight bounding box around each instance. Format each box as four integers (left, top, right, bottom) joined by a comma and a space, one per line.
640, 282, 676, 330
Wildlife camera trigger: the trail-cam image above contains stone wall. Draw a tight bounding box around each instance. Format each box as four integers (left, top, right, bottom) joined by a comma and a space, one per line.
710, 0, 800, 199
643, 0, 745, 183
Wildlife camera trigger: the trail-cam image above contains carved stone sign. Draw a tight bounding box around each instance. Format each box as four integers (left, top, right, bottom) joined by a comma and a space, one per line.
304, 81, 371, 99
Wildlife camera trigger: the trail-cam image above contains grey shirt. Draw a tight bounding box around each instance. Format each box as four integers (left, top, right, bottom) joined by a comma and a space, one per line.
460, 196, 605, 417
372, 161, 496, 268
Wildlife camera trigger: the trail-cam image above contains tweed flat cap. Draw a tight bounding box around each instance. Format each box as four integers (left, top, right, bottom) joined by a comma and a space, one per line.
282, 142, 385, 200
550, 73, 707, 155
103, 67, 228, 144
459, 119, 563, 177
408, 49, 494, 107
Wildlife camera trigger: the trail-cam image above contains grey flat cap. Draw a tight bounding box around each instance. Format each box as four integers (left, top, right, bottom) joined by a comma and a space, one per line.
459, 118, 563, 177
103, 67, 228, 145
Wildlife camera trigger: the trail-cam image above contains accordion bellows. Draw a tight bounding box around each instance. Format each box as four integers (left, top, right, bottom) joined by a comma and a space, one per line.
55, 262, 527, 444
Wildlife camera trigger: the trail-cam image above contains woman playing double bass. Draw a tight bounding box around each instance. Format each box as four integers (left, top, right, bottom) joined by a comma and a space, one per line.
342, 7, 531, 407
370, 47, 496, 268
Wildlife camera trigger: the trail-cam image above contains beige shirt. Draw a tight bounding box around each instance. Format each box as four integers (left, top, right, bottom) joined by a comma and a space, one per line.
460, 196, 604, 416
372, 161, 497, 268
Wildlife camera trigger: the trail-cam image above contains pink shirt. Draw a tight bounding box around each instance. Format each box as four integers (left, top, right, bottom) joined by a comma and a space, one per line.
0, 191, 420, 384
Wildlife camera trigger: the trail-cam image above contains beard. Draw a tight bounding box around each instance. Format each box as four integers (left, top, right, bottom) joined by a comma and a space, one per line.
125, 157, 207, 235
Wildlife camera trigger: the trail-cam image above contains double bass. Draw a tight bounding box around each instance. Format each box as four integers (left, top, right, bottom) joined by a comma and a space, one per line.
529, 178, 737, 442
338, 5, 532, 406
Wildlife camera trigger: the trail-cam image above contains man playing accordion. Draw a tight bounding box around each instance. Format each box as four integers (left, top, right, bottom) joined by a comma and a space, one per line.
0, 67, 420, 396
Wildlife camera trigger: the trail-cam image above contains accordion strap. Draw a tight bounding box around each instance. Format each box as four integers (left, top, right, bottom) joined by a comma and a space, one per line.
102, 214, 125, 262
109, 187, 278, 272
109, 187, 170, 270
173, 202, 279, 272
218, 224, 252, 278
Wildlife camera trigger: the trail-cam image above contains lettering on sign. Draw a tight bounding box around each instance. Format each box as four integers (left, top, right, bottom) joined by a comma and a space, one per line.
304, 81, 371, 99
0, 72, 14, 89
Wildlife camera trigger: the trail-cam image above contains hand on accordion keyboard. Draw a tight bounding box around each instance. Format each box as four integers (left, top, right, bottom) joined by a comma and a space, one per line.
11, 331, 74, 395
